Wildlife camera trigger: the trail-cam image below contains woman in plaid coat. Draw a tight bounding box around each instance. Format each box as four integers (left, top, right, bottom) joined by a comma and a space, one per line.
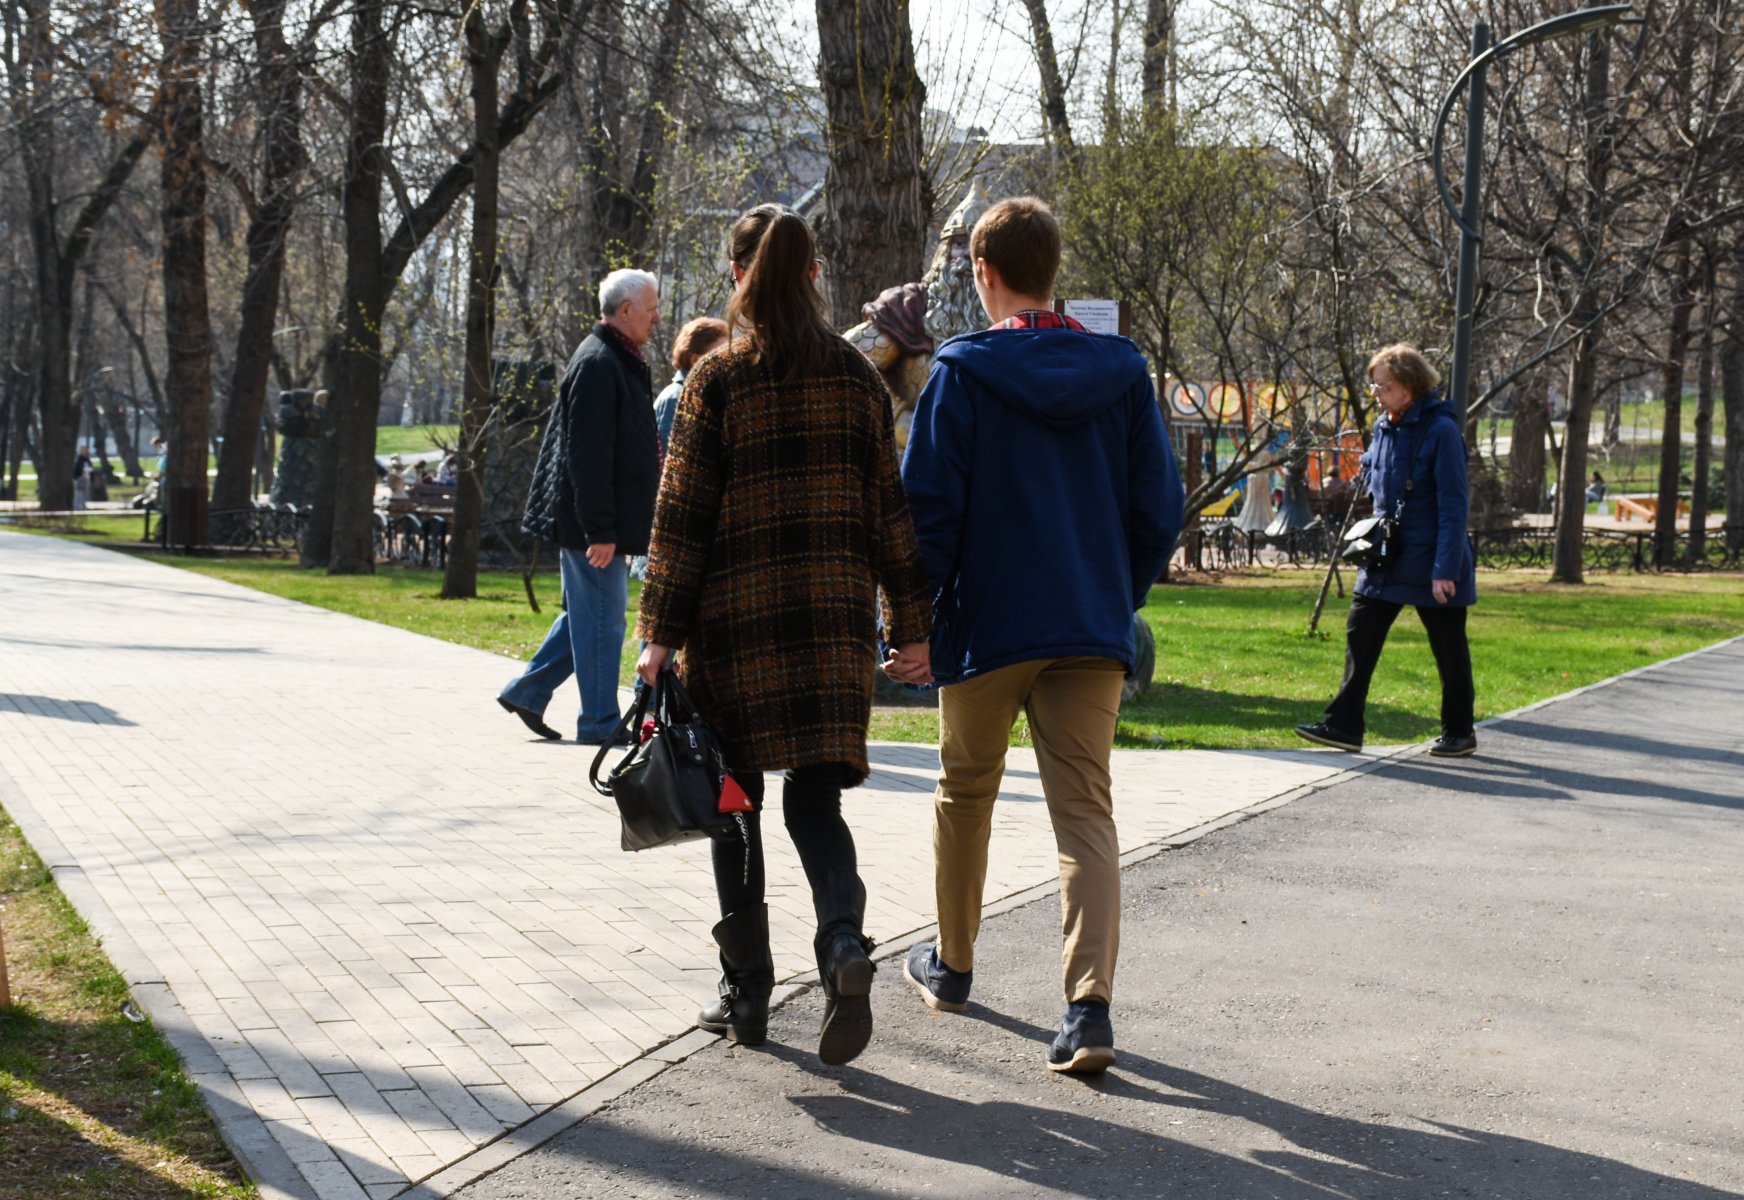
636, 204, 933, 1067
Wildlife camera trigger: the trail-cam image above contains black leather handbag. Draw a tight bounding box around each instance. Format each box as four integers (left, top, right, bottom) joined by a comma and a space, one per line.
588, 667, 746, 852
1340, 510, 1399, 571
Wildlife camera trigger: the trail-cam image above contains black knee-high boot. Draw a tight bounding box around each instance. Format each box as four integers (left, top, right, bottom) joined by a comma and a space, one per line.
698, 905, 773, 1046
813, 869, 874, 1065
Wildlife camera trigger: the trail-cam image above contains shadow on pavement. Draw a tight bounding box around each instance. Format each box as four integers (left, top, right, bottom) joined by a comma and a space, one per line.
1489, 717, 1744, 770
1372, 755, 1743, 812
0, 693, 139, 725
765, 1007, 1741, 1200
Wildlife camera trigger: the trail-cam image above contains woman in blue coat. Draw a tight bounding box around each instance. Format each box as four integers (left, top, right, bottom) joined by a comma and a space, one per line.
1297, 344, 1478, 757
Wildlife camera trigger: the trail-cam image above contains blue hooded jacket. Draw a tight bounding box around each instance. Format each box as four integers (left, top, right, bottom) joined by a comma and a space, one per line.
900, 327, 1185, 686
1356, 391, 1477, 608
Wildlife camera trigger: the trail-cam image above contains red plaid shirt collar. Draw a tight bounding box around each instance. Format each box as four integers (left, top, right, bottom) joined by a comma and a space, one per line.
989, 308, 1086, 332
594, 320, 645, 363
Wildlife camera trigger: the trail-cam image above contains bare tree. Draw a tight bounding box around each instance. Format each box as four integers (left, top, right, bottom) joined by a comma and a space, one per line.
4, 0, 152, 511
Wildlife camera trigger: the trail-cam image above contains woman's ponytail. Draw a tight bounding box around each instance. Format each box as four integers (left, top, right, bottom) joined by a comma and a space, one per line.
726, 205, 838, 381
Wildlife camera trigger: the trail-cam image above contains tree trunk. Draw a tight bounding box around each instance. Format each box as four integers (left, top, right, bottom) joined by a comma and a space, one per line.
102, 399, 142, 478
1020, 0, 1076, 164
1141, 0, 1174, 114
1506, 370, 1549, 513
317, 0, 390, 574
1653, 248, 1695, 568
212, 0, 307, 512
159, 0, 214, 549
1688, 294, 1715, 565
1722, 312, 1744, 554
1548, 28, 1617, 584
815, 0, 928, 325
4, 360, 33, 502
1552, 330, 1600, 583
443, 11, 509, 600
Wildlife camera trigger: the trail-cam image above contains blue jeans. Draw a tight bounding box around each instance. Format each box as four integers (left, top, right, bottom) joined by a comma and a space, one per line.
499, 547, 629, 742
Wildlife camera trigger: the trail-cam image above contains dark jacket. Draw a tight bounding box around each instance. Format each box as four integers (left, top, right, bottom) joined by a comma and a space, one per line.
522, 325, 658, 553
900, 327, 1185, 686
636, 337, 932, 784
1355, 392, 1477, 607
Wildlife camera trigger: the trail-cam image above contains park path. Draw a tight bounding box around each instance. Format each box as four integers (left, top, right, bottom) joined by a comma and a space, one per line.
0, 531, 1370, 1200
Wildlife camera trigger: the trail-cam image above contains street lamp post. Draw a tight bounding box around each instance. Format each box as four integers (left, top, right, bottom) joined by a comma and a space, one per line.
1430, 4, 1643, 434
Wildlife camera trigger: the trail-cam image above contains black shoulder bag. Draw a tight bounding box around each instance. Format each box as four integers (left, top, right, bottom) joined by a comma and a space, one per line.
588, 666, 749, 852
1340, 416, 1430, 572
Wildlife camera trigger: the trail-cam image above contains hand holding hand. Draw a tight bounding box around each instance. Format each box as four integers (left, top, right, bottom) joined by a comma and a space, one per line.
586, 542, 617, 568
637, 643, 671, 686
1431, 578, 1455, 605
882, 641, 933, 686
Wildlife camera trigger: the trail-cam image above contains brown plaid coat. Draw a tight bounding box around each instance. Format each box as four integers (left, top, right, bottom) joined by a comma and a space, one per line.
636, 335, 932, 785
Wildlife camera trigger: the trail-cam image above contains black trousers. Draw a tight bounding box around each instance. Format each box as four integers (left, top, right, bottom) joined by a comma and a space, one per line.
1323, 595, 1474, 740
712, 763, 859, 918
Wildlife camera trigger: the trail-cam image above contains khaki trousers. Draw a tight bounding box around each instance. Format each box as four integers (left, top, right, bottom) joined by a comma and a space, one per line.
934, 656, 1125, 1004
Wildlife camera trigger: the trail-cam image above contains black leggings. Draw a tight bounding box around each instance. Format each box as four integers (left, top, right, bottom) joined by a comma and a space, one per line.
712, 763, 859, 917
1324, 594, 1474, 739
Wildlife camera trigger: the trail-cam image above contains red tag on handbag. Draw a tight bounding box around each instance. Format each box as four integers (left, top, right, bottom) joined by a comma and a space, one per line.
717, 773, 752, 814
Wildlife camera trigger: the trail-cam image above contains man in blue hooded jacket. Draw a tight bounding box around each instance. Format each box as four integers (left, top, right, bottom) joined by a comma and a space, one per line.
893, 197, 1184, 1074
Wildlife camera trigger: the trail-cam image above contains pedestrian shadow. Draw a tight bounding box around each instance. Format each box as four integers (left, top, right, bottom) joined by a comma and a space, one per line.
775, 1009, 1739, 1199
1488, 717, 1744, 771
1371, 755, 1743, 812
0, 693, 137, 726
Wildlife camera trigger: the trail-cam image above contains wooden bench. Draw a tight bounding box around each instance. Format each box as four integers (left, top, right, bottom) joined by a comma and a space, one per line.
392, 480, 455, 513
1613, 495, 1689, 522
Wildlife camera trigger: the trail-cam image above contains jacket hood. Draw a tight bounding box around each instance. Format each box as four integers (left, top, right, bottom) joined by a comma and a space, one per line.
1392, 390, 1448, 428
935, 328, 1151, 425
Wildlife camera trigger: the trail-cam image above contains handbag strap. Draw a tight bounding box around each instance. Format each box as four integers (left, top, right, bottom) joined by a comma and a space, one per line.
588, 680, 654, 797
652, 664, 729, 782
1386, 411, 1435, 521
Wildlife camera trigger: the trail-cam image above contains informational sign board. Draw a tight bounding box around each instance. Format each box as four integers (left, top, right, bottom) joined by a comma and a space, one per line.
1060, 299, 1123, 336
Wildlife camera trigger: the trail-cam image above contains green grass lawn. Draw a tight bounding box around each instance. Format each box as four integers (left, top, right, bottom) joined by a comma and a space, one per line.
373, 425, 459, 457
0, 809, 255, 1199
0, 513, 150, 541
51, 549, 1744, 751
1119, 569, 1743, 748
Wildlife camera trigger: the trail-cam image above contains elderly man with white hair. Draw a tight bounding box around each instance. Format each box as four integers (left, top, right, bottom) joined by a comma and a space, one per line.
499, 268, 661, 744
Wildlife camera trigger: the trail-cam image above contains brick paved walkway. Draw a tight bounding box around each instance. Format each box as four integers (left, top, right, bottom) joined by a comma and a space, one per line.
0, 532, 1369, 1199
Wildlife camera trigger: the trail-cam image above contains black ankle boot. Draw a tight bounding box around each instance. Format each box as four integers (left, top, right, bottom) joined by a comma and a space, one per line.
812, 870, 874, 1065
698, 905, 773, 1046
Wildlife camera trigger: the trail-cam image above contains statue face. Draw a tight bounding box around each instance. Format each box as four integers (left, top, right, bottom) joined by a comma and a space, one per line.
924, 250, 981, 343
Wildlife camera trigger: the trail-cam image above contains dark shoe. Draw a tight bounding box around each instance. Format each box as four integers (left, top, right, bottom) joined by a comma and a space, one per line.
817, 930, 875, 1066
813, 869, 874, 1065
697, 906, 773, 1046
903, 940, 971, 1013
1429, 734, 1478, 758
498, 697, 561, 741
1046, 999, 1116, 1074
1294, 722, 1363, 753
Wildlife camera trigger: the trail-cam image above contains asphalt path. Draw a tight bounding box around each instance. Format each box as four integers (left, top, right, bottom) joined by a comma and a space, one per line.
455, 637, 1744, 1199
